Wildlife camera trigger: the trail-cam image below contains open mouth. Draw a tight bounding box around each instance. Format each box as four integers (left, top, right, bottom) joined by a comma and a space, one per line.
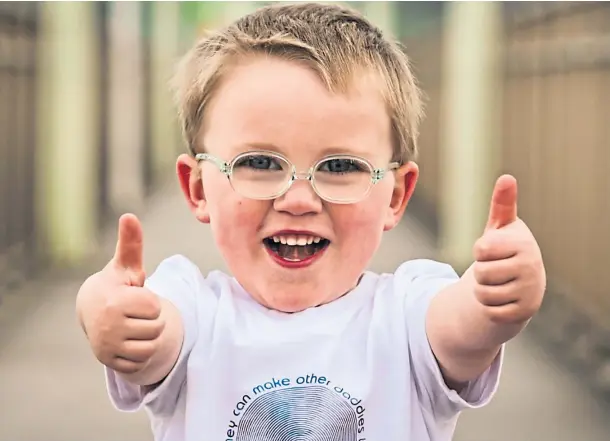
263, 234, 330, 263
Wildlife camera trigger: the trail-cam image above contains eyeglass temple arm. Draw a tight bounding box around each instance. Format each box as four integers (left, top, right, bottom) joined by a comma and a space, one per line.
372, 161, 401, 183
195, 153, 231, 174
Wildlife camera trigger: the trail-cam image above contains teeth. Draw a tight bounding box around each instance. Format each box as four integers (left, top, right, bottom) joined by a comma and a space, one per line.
270, 234, 325, 246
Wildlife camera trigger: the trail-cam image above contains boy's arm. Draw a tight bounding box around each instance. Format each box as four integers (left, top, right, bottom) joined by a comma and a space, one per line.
426, 176, 546, 388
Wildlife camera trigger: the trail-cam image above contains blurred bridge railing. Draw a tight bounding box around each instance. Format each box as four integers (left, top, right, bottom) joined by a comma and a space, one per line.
0, 3, 37, 289
0, 2, 198, 290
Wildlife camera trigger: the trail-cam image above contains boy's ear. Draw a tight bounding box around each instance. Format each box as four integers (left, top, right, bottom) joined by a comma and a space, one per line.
176, 154, 210, 224
384, 161, 419, 231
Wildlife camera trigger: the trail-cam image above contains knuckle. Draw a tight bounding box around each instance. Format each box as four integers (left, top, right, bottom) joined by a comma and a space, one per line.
487, 302, 530, 325
473, 263, 490, 285
486, 307, 513, 324
104, 298, 122, 316
473, 239, 490, 259
149, 298, 162, 318
145, 342, 159, 359
94, 345, 115, 365
137, 292, 161, 317
151, 320, 166, 338
105, 289, 130, 314
120, 366, 140, 375
472, 262, 483, 279
125, 340, 157, 361
99, 309, 125, 335
113, 359, 140, 375
91, 326, 126, 360
473, 284, 493, 305
139, 340, 158, 357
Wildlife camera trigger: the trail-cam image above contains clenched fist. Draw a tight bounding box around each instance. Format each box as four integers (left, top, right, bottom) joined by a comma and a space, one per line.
77, 214, 165, 375
472, 175, 546, 325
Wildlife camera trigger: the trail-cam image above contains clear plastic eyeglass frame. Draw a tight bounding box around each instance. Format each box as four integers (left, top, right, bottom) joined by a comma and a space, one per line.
195, 150, 400, 204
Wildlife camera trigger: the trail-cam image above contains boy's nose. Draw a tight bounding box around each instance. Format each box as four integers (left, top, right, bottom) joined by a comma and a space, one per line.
273, 180, 323, 215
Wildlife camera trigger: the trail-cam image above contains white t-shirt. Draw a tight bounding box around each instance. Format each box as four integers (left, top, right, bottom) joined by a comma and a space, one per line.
106, 255, 503, 441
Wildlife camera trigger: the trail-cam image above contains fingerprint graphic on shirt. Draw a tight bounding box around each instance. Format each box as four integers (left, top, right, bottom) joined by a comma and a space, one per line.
236, 385, 358, 440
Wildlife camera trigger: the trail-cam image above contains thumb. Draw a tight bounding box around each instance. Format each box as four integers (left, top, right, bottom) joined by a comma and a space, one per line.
485, 174, 518, 230
113, 213, 145, 285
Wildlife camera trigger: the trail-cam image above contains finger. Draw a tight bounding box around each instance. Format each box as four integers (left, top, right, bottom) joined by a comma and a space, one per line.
480, 300, 534, 325
486, 174, 518, 231
473, 229, 520, 262
115, 340, 157, 363
474, 280, 519, 307
117, 287, 162, 320
124, 318, 165, 341
108, 357, 144, 375
473, 258, 518, 286
114, 214, 145, 276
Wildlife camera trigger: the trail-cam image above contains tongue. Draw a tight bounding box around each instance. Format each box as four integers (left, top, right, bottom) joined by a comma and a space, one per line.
277, 244, 318, 261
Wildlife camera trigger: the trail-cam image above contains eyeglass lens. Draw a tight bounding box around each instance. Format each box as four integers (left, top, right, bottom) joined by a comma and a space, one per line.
229, 152, 374, 202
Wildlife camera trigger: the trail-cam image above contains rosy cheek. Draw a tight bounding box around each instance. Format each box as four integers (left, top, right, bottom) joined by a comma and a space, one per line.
214, 198, 270, 239
331, 205, 381, 235
233, 198, 268, 220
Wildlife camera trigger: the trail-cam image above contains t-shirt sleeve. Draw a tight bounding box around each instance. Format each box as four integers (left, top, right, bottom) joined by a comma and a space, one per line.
105, 255, 201, 417
396, 259, 504, 421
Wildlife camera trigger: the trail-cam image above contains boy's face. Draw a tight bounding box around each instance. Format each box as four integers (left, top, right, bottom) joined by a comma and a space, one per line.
177, 57, 418, 312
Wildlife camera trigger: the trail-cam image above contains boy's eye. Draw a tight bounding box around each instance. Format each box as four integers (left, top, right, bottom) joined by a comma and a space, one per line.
235, 154, 283, 171
318, 158, 364, 173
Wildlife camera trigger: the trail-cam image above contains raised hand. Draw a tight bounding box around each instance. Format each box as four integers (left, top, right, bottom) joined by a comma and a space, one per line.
472, 175, 546, 324
77, 214, 165, 375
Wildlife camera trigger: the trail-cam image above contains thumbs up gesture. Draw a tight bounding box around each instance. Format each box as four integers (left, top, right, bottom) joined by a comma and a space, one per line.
76, 214, 165, 375
472, 175, 546, 325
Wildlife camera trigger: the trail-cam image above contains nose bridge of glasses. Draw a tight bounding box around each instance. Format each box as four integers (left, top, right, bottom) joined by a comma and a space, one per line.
292, 169, 313, 181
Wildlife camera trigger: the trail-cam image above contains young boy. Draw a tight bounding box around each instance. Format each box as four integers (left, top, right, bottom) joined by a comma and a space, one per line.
76, 3, 546, 440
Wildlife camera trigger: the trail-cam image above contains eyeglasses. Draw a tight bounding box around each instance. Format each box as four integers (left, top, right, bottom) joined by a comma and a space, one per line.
195, 150, 400, 204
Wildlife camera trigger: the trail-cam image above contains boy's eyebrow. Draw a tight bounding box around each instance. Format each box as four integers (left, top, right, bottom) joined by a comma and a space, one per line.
240, 142, 284, 152
219, 142, 285, 158
317, 145, 372, 158
229, 142, 372, 159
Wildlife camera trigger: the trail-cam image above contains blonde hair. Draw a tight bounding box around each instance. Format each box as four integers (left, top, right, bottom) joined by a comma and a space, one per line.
172, 2, 423, 164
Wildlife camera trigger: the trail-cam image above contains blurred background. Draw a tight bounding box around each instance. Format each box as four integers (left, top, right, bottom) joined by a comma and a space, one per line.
1, 1, 609, 440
